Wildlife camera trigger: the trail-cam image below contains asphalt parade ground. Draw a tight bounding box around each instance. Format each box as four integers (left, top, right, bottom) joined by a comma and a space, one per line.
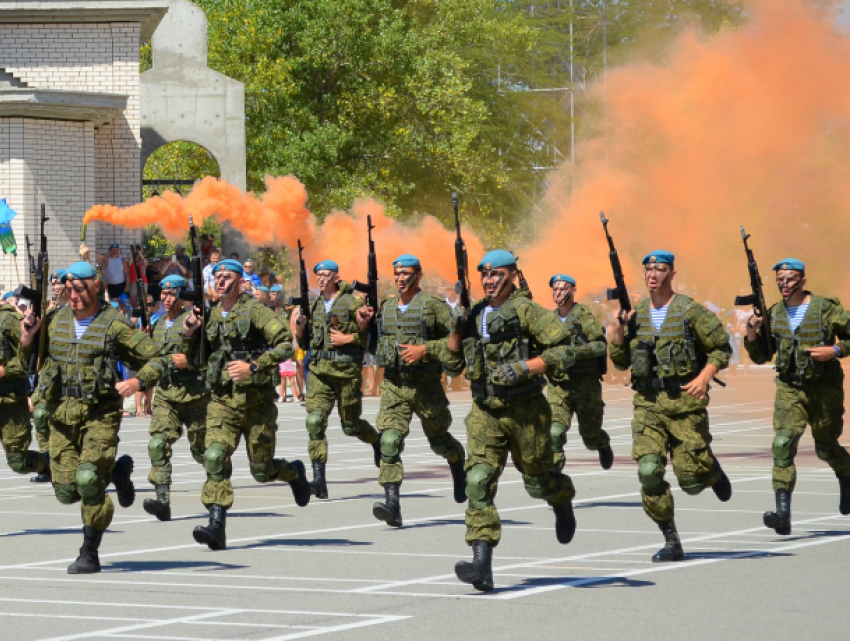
1, 366, 848, 640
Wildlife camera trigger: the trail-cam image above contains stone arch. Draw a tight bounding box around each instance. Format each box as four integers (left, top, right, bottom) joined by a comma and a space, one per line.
141, 138, 220, 198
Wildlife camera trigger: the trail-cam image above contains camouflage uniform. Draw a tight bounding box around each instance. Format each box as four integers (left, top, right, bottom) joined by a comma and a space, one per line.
443, 289, 577, 547
0, 307, 46, 475
546, 304, 609, 469
33, 304, 163, 531
744, 295, 850, 493
201, 293, 300, 509
144, 310, 209, 517
609, 294, 731, 525
297, 281, 379, 466
375, 291, 464, 486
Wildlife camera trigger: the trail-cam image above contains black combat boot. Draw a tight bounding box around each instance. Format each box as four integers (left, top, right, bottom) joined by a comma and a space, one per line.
553, 502, 577, 544
837, 473, 850, 516
652, 520, 685, 563
67, 526, 104, 574
598, 443, 614, 470
372, 440, 381, 468
111, 455, 135, 508
309, 461, 328, 499
30, 453, 51, 483
449, 460, 467, 503
193, 504, 227, 550
142, 484, 171, 521
455, 540, 494, 592
763, 488, 791, 535
372, 483, 402, 527
288, 460, 312, 507
712, 460, 733, 502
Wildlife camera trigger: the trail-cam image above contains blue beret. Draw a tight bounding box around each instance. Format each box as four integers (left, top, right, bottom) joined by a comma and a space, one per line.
549, 274, 576, 287
2, 291, 15, 300
270, 284, 283, 292
772, 258, 805, 272
212, 259, 244, 276
393, 254, 420, 269
256, 285, 269, 293
313, 260, 339, 274
109, 243, 120, 250
642, 250, 675, 266
477, 250, 517, 271
109, 301, 120, 309
62, 261, 98, 281
50, 269, 67, 282
160, 275, 187, 290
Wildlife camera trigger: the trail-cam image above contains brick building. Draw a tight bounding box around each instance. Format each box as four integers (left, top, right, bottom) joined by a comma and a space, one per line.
0, 1, 169, 290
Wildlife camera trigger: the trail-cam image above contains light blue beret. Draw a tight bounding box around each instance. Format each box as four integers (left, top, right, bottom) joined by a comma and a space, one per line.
256, 285, 269, 293
62, 261, 98, 281
393, 254, 420, 269
313, 260, 339, 274
270, 284, 283, 292
477, 250, 517, 271
2, 291, 15, 300
772, 258, 805, 272
212, 259, 244, 276
160, 275, 187, 290
50, 269, 67, 282
549, 274, 576, 287
642, 250, 675, 266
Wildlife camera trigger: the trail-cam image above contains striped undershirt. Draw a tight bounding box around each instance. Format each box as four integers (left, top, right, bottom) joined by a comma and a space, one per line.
74, 314, 96, 339
650, 305, 669, 331
785, 301, 810, 332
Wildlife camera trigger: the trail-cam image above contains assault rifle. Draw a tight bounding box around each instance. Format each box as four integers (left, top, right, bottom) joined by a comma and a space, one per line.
129, 245, 150, 333
178, 216, 208, 363
288, 239, 311, 341
600, 212, 636, 336
733, 226, 773, 357
15, 205, 50, 375
352, 215, 379, 354
453, 193, 471, 311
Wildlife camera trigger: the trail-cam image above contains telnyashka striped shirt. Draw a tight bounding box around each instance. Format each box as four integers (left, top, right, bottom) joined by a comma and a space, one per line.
74, 314, 96, 339
650, 305, 669, 331
785, 302, 810, 332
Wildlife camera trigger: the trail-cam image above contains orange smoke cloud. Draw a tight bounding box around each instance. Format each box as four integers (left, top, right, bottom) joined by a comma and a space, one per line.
522, 0, 850, 307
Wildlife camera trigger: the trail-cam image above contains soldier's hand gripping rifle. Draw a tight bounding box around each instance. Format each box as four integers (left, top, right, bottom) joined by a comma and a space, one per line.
178, 216, 209, 364
733, 226, 773, 357
288, 239, 312, 342
129, 245, 150, 333
15, 205, 50, 378
600, 212, 636, 336
352, 215, 379, 354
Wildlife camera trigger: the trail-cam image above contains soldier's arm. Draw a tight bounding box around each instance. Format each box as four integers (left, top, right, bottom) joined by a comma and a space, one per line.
115, 323, 165, 389
2, 313, 30, 378
608, 321, 632, 371
425, 297, 452, 356
691, 304, 732, 371
743, 305, 774, 364
825, 299, 850, 357
254, 305, 294, 369
526, 302, 576, 375
573, 308, 607, 362
348, 296, 367, 347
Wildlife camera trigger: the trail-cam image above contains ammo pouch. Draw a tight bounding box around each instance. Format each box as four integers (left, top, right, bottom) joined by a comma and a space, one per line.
631, 340, 655, 378
376, 338, 398, 369
35, 358, 60, 402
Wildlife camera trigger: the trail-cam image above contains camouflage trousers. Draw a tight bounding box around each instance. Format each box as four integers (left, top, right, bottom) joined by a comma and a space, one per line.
771, 377, 850, 492
147, 392, 209, 487
376, 376, 464, 486
1, 399, 46, 474
48, 410, 122, 531
35, 426, 49, 454
202, 390, 299, 509
547, 375, 609, 470
631, 405, 721, 524
465, 392, 575, 546
305, 371, 378, 463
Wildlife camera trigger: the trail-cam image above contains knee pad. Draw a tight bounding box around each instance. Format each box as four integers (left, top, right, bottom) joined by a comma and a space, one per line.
815, 440, 838, 463
380, 429, 403, 464
5, 452, 27, 473
306, 412, 326, 440
523, 473, 549, 499
466, 463, 495, 510
678, 476, 703, 496
32, 404, 49, 431
772, 429, 795, 468
637, 454, 664, 491
76, 462, 103, 504
148, 435, 169, 468
54, 483, 80, 505
190, 447, 205, 465
203, 442, 228, 481
341, 420, 357, 437
550, 422, 568, 450
250, 462, 274, 483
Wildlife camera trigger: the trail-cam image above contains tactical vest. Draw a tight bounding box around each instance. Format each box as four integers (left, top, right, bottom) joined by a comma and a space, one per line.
465, 295, 545, 400
0, 308, 16, 366
152, 311, 200, 389
630, 294, 703, 390
40, 305, 125, 403
556, 305, 605, 377
771, 295, 836, 383
309, 290, 363, 363
376, 293, 442, 374
206, 297, 271, 389
0, 308, 29, 396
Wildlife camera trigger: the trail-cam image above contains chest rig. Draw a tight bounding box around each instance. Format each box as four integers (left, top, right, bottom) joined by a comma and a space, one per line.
0, 309, 28, 396
557, 305, 605, 378
771, 295, 836, 384
206, 296, 270, 388
376, 293, 441, 375
630, 294, 703, 391
43, 305, 124, 403
152, 311, 197, 388
309, 291, 363, 363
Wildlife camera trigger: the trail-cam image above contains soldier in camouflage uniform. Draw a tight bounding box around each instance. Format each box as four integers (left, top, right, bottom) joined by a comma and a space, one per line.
359, 254, 466, 528
0, 299, 48, 478
547, 274, 613, 471
293, 260, 380, 499
744, 258, 850, 536
444, 250, 578, 593
609, 250, 732, 563
142, 275, 209, 522
183, 259, 310, 551
24, 262, 164, 574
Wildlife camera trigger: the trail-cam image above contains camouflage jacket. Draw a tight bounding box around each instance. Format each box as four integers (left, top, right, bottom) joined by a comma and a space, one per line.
548, 304, 607, 384
0, 306, 31, 402
151, 310, 207, 403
